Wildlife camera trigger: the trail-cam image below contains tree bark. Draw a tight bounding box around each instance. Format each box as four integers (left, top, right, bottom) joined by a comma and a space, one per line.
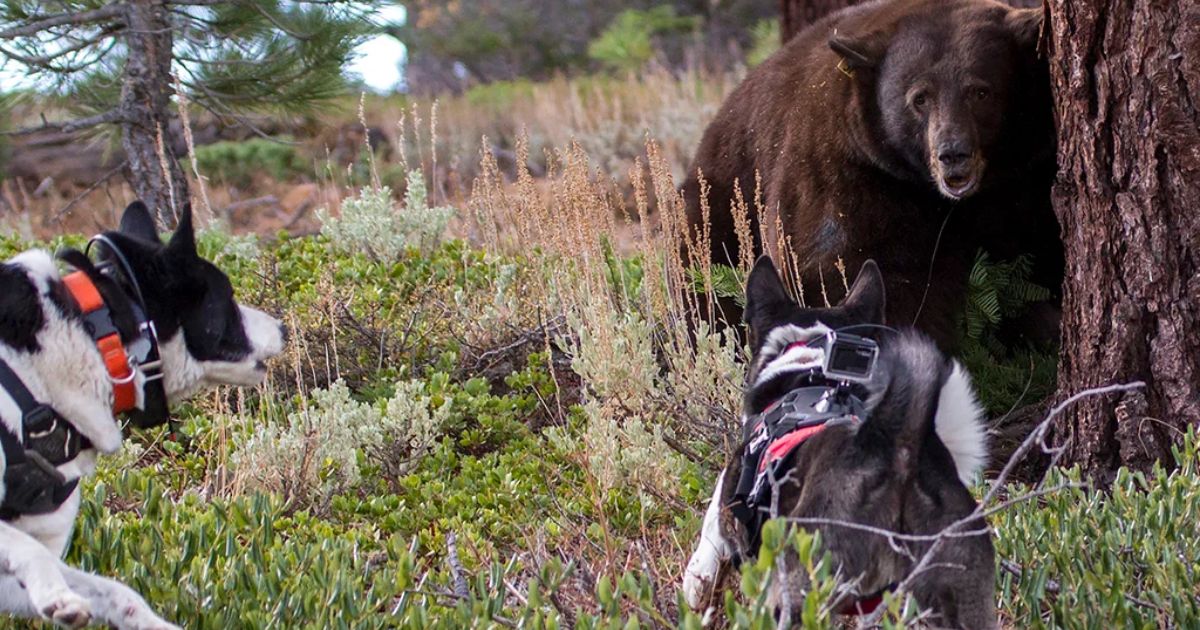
121, 0, 189, 227
1047, 0, 1200, 478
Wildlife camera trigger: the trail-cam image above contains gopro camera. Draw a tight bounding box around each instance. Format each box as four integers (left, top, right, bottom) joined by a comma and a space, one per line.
822, 332, 878, 383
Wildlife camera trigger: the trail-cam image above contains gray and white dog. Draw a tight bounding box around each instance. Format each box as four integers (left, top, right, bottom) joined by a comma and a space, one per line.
0, 202, 286, 629
683, 257, 996, 629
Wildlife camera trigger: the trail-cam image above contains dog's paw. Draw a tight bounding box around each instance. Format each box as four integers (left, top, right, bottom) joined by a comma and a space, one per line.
682, 570, 712, 611
682, 551, 721, 611
38, 590, 91, 629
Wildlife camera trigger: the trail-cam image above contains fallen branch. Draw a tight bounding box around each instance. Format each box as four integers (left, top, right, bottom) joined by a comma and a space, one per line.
446, 531, 470, 600
8, 108, 126, 136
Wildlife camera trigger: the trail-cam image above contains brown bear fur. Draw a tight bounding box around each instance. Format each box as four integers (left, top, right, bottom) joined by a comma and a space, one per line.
681, 0, 1061, 351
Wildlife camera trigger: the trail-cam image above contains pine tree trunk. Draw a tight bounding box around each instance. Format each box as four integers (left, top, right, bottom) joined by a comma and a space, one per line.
121, 0, 189, 226
1047, 0, 1200, 479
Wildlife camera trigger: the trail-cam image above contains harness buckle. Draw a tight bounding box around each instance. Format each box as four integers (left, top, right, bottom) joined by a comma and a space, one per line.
81, 305, 118, 341
111, 361, 138, 386
23, 405, 58, 438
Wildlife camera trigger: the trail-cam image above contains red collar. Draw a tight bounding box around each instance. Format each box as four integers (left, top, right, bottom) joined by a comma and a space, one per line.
62, 271, 139, 415
841, 592, 885, 616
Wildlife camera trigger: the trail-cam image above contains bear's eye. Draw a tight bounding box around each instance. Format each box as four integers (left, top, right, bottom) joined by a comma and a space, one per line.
912, 92, 929, 110
972, 87, 991, 101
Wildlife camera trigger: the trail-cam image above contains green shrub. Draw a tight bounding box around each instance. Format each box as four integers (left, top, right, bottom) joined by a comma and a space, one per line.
190, 137, 307, 187
318, 171, 455, 260
993, 428, 1200, 627
64, 480, 409, 629
230, 377, 451, 507
747, 19, 781, 68
588, 6, 699, 73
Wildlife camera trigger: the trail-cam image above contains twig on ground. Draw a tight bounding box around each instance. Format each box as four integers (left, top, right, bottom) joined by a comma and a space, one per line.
446, 532, 471, 600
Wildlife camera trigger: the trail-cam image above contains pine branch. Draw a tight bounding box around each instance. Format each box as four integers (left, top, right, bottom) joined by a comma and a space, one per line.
7, 108, 127, 136
0, 4, 126, 40
0, 25, 121, 70
246, 3, 315, 41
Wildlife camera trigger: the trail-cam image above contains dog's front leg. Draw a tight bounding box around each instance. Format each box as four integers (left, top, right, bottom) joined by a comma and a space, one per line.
58, 565, 181, 630
682, 473, 733, 610
0, 522, 91, 628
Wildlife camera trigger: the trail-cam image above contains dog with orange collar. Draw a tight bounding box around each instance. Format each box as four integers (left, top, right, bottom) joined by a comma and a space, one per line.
0, 202, 286, 629
682, 257, 996, 629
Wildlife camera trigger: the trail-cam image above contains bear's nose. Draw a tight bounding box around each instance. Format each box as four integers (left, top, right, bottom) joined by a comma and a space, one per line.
938, 148, 972, 167
937, 141, 972, 167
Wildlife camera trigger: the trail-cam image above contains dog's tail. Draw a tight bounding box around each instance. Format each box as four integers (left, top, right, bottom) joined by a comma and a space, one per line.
857, 331, 965, 485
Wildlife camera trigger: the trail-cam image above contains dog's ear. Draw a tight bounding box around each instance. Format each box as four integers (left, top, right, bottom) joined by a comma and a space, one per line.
119, 201, 162, 245
165, 205, 198, 259
744, 256, 795, 334
839, 259, 886, 324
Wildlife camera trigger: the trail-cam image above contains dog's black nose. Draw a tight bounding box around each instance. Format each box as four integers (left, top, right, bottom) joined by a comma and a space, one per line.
280, 324, 290, 344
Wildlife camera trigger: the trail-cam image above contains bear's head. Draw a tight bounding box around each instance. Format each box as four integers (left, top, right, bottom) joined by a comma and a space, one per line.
831, 0, 1045, 200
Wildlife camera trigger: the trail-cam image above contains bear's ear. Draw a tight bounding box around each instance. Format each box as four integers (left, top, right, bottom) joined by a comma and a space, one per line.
839, 259, 886, 325
744, 256, 796, 335
1005, 7, 1044, 57
829, 28, 887, 71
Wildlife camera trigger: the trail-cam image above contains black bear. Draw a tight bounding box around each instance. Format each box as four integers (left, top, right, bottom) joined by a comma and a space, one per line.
681, 0, 1061, 350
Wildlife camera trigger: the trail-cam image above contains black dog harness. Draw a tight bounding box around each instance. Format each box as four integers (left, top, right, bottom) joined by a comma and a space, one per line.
0, 359, 90, 520
727, 367, 892, 615
730, 375, 867, 552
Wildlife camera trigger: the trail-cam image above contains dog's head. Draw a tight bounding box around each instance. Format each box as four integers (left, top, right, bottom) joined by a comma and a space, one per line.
742, 256, 885, 408
100, 202, 287, 403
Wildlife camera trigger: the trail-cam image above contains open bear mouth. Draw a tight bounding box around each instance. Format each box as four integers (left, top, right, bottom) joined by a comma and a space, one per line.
939, 173, 980, 199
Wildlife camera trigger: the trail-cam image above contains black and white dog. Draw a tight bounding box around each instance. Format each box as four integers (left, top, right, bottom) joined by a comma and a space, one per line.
683, 257, 996, 628
0, 202, 286, 629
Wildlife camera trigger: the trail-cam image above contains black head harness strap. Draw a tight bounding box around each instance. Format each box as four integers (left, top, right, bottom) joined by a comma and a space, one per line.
85, 234, 169, 428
